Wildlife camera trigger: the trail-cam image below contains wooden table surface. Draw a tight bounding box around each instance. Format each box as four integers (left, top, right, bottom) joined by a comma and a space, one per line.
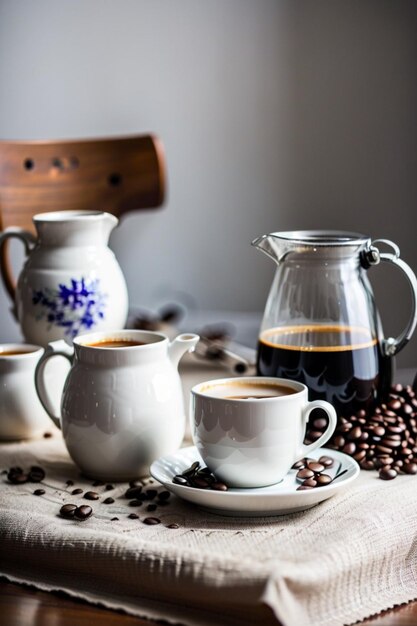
1, 579, 417, 626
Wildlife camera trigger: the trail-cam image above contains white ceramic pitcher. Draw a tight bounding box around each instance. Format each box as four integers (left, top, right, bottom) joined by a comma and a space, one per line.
0, 211, 128, 346
35, 329, 199, 480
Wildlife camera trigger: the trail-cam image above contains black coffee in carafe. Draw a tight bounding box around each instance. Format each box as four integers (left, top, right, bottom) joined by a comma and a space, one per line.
252, 230, 417, 417
257, 325, 392, 415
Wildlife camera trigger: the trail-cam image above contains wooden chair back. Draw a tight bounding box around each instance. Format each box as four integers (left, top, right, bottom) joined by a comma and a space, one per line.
0, 134, 165, 231
0, 134, 166, 299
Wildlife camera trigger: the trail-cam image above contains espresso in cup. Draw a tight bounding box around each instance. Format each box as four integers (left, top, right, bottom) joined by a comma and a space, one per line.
199, 379, 297, 400
191, 376, 337, 488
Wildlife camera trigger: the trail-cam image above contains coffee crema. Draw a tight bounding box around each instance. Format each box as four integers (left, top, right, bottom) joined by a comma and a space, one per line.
0, 350, 37, 357
199, 380, 297, 400
84, 339, 145, 348
257, 324, 391, 415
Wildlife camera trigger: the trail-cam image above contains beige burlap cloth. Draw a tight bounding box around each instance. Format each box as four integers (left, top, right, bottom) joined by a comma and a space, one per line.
1, 433, 417, 626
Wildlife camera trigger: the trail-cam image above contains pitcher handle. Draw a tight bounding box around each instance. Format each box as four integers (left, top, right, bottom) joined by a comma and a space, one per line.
362, 239, 417, 357
35, 340, 74, 429
0, 227, 36, 313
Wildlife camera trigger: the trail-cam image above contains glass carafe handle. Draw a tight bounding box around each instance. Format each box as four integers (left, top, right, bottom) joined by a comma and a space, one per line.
362, 239, 417, 356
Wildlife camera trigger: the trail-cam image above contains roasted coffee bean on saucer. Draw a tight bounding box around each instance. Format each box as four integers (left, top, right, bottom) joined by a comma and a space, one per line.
294, 457, 336, 491
172, 462, 229, 491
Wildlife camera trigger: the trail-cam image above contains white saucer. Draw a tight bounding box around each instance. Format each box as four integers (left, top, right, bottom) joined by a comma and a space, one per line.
150, 446, 360, 517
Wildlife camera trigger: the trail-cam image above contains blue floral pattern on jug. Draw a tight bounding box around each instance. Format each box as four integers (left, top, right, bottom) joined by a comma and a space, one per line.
32, 277, 107, 338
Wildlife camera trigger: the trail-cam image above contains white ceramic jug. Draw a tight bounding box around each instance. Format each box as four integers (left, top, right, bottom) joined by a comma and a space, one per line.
0, 211, 128, 346
35, 329, 199, 480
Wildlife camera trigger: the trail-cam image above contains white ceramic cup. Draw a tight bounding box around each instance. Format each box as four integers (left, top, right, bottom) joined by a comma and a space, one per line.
0, 344, 52, 440
191, 376, 337, 488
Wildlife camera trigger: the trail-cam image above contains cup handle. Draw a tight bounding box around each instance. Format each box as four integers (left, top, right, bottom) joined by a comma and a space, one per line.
35, 340, 74, 430
296, 400, 337, 460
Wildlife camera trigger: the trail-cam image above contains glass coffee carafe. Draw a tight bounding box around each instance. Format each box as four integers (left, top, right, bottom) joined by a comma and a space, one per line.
252, 231, 417, 416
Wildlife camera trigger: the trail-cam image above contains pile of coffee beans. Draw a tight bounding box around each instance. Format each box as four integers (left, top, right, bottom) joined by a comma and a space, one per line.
173, 461, 228, 491
306, 383, 417, 481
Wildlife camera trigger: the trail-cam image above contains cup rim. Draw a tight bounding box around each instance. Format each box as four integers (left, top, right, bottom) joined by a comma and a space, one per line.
74, 329, 168, 350
0, 344, 44, 359
192, 376, 307, 401
33, 210, 113, 223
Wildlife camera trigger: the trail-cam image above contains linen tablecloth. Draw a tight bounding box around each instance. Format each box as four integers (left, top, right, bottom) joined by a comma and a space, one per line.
1, 362, 417, 626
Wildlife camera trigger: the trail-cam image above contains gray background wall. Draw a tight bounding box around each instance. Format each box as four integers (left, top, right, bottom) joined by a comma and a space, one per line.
0, 0, 416, 367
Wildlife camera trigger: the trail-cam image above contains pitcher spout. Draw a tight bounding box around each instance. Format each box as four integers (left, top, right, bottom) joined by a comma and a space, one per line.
168, 334, 199, 369
251, 234, 281, 264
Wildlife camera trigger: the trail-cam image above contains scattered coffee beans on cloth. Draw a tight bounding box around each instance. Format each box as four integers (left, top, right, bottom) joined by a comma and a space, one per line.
306, 383, 417, 480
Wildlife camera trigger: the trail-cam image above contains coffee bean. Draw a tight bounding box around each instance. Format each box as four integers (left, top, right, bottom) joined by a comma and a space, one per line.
297, 485, 313, 490
103, 497, 114, 504
66, 480, 74, 486
360, 460, 375, 470
373, 426, 385, 437
212, 482, 228, 491
72, 488, 83, 495
342, 442, 356, 455
111, 517, 119, 521
379, 467, 397, 480
182, 461, 200, 477
92, 480, 104, 487
376, 445, 392, 455
306, 461, 325, 473
33, 489, 45, 496
353, 450, 366, 462
128, 513, 139, 519
167, 523, 180, 529
8, 472, 28, 484
84, 491, 99, 501
105, 484, 114, 491
316, 474, 332, 486
145, 489, 158, 500
28, 466, 45, 482
173, 475, 189, 485
403, 463, 417, 475
129, 480, 143, 488
158, 490, 171, 501
147, 504, 157, 512
43, 432, 52, 438
302, 478, 317, 487
348, 426, 362, 440
191, 477, 211, 488
129, 499, 143, 507
60, 504, 77, 518
313, 417, 327, 429
309, 430, 324, 440
296, 468, 314, 480
381, 439, 401, 449
334, 435, 345, 448
319, 456, 334, 467
143, 517, 161, 525
387, 425, 403, 434
74, 505, 92, 520
125, 486, 143, 499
